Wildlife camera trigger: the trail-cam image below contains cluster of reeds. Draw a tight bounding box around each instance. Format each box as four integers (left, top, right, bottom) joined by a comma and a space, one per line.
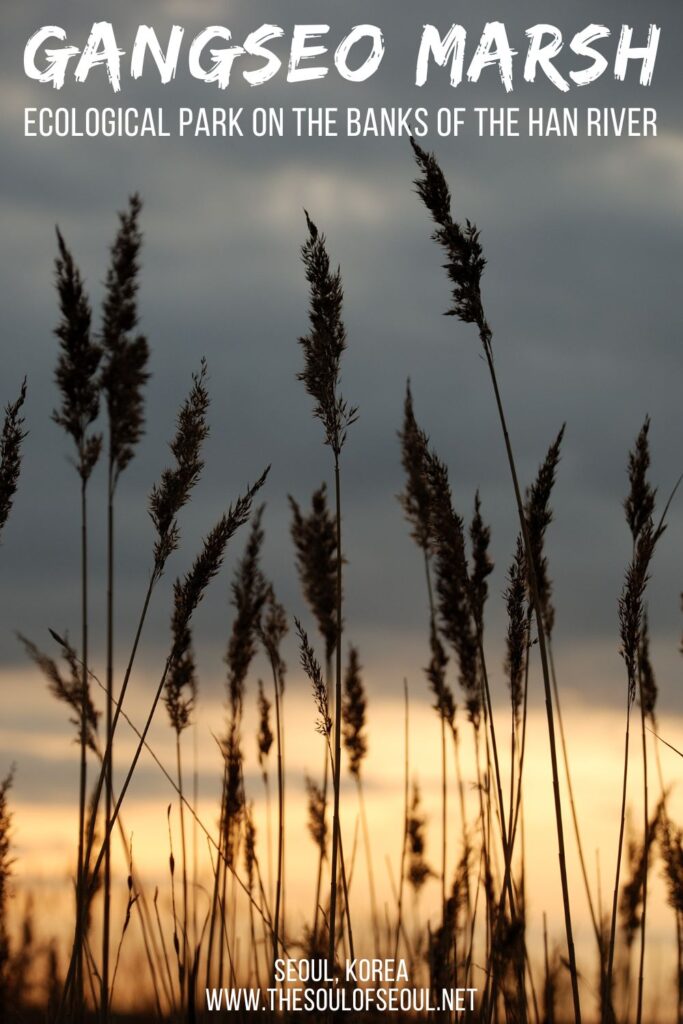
2, 146, 683, 1024
13, 199, 268, 1022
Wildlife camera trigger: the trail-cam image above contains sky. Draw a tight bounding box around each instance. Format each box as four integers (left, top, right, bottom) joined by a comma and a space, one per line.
1, 0, 682, 858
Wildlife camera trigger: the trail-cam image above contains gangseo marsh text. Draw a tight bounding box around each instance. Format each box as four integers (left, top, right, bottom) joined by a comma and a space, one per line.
23, 22, 660, 93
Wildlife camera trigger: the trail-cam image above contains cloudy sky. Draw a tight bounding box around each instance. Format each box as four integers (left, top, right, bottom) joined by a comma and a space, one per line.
1, 0, 682, 799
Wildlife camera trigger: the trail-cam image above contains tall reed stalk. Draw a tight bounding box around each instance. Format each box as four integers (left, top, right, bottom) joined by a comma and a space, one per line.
398, 382, 457, 928
394, 679, 410, 961
605, 520, 655, 1018
57, 369, 252, 1019
297, 212, 357, 974
52, 229, 102, 1019
289, 484, 338, 944
626, 421, 657, 1024
342, 646, 379, 952
88, 473, 268, 898
411, 139, 581, 1024
207, 507, 266, 986
164, 614, 199, 1005
99, 194, 150, 1019
297, 622, 357, 960
260, 587, 288, 981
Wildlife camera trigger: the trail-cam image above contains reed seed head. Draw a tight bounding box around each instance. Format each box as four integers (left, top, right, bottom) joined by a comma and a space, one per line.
305, 775, 327, 855
618, 520, 655, 703
659, 818, 683, 917
226, 506, 267, 717
244, 804, 257, 890
19, 633, 99, 752
638, 613, 657, 718
259, 583, 288, 698
425, 631, 455, 728
257, 679, 274, 769
398, 380, 433, 555
172, 468, 269, 636
298, 212, 357, 456
425, 449, 480, 724
619, 803, 661, 948
428, 876, 462, 993
524, 425, 565, 635
411, 138, 490, 342
53, 229, 102, 481
625, 417, 656, 544
164, 614, 196, 736
342, 646, 367, 777
407, 780, 433, 893
0, 381, 28, 539
296, 618, 331, 738
505, 536, 528, 724
149, 360, 210, 575
222, 722, 244, 869
470, 490, 493, 631
289, 485, 338, 662
100, 194, 150, 484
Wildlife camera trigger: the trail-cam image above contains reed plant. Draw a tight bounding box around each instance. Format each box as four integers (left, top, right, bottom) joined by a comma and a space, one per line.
411, 138, 581, 1024
5, 165, 683, 1024
297, 212, 357, 975
99, 195, 150, 1019
52, 227, 102, 1019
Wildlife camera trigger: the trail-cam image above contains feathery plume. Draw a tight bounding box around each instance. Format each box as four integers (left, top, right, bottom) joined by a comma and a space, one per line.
19, 634, 99, 753
296, 619, 331, 738
398, 381, 432, 553
505, 537, 528, 723
53, 229, 101, 481
244, 805, 257, 891
100, 194, 150, 484
469, 490, 493, 630
524, 426, 565, 635
425, 632, 455, 726
149, 360, 210, 575
398, 389, 457, 724
257, 679, 274, 770
342, 646, 367, 776
305, 775, 328, 855
289, 485, 338, 661
172, 469, 269, 636
639, 614, 657, 718
298, 213, 357, 455
226, 507, 267, 717
410, 138, 490, 339
222, 723, 244, 869
0, 381, 28, 538
660, 820, 683, 917
259, 584, 288, 698
425, 450, 480, 723
625, 417, 656, 545
619, 521, 655, 704
620, 805, 661, 947
429, 872, 465, 997
407, 781, 433, 893
164, 615, 196, 736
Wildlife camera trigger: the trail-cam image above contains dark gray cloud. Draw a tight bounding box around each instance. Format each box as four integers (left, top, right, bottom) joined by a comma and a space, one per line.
1, 0, 682, 759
